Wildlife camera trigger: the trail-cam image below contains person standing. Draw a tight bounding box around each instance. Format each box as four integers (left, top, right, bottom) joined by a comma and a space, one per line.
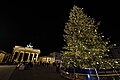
55, 61, 60, 73
19, 62, 25, 70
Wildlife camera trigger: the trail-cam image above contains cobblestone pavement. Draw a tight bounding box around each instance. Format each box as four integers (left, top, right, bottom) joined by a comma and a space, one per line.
9, 64, 69, 80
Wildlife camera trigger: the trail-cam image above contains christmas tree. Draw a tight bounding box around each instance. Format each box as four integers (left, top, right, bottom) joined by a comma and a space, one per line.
62, 5, 118, 69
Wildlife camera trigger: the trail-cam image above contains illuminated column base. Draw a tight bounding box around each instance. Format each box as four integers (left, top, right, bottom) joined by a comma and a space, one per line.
32, 53, 35, 62
36, 54, 39, 62
27, 53, 30, 62
21, 53, 24, 62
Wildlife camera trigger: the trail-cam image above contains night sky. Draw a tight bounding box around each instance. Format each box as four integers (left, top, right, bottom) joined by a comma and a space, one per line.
0, 0, 120, 55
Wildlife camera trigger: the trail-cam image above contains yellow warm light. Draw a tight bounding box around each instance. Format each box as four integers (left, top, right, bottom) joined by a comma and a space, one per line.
0, 53, 5, 63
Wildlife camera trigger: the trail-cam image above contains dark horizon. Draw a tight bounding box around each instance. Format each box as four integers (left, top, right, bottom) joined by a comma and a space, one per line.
0, 0, 120, 55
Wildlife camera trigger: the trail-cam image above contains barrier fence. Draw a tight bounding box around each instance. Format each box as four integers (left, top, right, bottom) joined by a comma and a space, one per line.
60, 68, 120, 80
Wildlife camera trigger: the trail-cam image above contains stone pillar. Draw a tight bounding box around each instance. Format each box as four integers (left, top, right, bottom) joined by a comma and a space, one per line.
21, 52, 24, 62
27, 53, 30, 62
12, 51, 17, 61
36, 54, 39, 62
32, 53, 34, 62
16, 52, 20, 62
12, 51, 16, 62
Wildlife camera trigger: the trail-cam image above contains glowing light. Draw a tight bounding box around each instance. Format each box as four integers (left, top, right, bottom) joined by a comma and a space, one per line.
88, 52, 90, 54
97, 62, 99, 64
66, 72, 69, 74
106, 42, 108, 44
114, 44, 116, 46
87, 74, 90, 79
115, 61, 118, 64
99, 56, 102, 58
102, 35, 104, 37
109, 63, 111, 64
95, 29, 97, 32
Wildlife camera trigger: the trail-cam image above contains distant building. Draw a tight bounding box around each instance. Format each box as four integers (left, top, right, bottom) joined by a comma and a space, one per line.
0, 50, 6, 63
12, 43, 40, 63
50, 52, 62, 63
38, 52, 62, 64
2, 53, 12, 63
0, 50, 13, 63
38, 55, 55, 64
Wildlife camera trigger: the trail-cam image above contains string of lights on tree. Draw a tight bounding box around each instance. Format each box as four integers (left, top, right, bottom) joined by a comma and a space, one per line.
61, 5, 120, 69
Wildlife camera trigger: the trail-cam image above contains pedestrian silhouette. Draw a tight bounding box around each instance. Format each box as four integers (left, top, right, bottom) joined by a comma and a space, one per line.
55, 61, 60, 73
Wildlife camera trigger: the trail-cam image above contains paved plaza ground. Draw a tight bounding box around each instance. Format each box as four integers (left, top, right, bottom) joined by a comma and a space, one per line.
1, 64, 120, 80
0, 65, 16, 80
8, 64, 69, 80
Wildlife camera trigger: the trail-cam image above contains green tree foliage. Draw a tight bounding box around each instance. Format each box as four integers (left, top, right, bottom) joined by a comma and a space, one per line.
62, 5, 116, 68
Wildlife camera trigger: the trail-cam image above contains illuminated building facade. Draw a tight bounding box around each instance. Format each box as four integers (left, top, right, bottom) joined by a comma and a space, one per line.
39, 55, 55, 64
12, 43, 40, 63
0, 50, 6, 63
50, 52, 62, 63
38, 52, 62, 64
0, 50, 12, 63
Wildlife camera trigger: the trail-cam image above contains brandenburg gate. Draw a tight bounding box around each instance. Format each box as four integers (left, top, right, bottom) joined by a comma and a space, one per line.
12, 43, 40, 63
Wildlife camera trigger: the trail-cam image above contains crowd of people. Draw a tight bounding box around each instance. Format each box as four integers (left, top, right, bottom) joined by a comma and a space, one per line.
16, 61, 33, 70
16, 61, 62, 73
